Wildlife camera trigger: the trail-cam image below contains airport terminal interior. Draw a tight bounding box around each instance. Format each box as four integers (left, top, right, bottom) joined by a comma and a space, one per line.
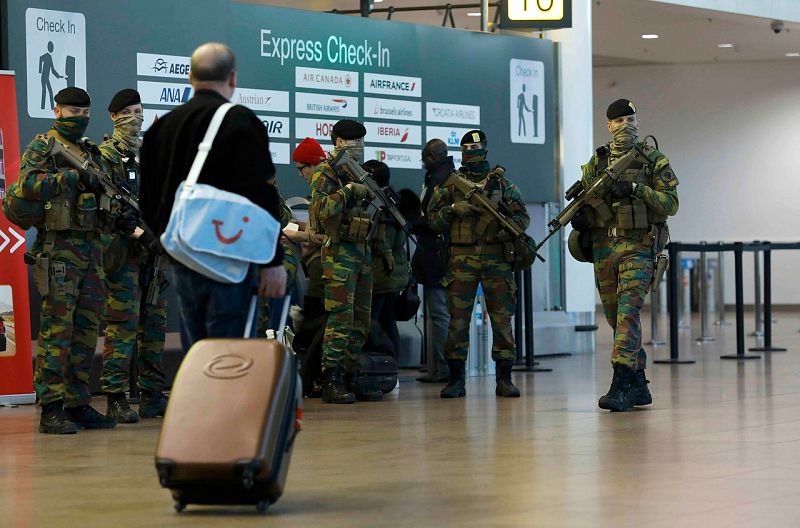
2, 0, 800, 526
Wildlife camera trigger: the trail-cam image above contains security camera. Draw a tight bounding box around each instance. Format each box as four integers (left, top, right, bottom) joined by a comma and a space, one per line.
771, 20, 785, 34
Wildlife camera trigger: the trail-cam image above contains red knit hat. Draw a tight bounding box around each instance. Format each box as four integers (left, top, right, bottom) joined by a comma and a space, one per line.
293, 137, 326, 164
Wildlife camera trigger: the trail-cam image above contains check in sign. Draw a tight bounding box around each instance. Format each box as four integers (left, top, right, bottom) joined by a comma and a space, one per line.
500, 0, 572, 29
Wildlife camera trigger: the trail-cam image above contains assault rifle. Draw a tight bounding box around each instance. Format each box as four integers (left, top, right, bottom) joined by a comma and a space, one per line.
442, 171, 543, 269
535, 144, 643, 253
330, 149, 415, 243
47, 135, 140, 218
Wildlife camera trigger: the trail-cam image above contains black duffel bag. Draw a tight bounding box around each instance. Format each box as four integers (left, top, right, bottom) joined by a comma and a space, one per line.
395, 277, 421, 322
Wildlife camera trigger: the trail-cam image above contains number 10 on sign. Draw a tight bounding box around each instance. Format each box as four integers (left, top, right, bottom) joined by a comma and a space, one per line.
508, 0, 564, 21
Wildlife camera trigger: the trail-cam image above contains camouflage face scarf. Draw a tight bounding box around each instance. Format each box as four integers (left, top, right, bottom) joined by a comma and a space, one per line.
610, 123, 638, 157
53, 115, 89, 143
112, 113, 144, 153
333, 142, 364, 164
462, 147, 490, 175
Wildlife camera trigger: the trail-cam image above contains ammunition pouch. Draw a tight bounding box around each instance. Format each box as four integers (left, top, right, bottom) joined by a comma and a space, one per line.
31, 252, 51, 297
44, 195, 73, 231
449, 243, 505, 257
613, 202, 649, 230
338, 215, 371, 243
75, 192, 98, 229
652, 254, 669, 290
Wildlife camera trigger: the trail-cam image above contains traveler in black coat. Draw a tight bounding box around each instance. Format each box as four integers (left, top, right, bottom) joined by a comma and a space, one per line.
139, 42, 286, 350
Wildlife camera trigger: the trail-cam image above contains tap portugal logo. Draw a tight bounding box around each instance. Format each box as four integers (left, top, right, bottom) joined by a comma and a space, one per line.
212, 216, 249, 245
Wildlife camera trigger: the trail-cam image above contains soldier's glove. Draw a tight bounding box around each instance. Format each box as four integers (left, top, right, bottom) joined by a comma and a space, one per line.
116, 210, 139, 236
345, 182, 371, 201
382, 253, 395, 273
78, 169, 100, 191
611, 181, 634, 199
138, 228, 162, 254
570, 207, 591, 232
451, 201, 482, 218
496, 230, 512, 242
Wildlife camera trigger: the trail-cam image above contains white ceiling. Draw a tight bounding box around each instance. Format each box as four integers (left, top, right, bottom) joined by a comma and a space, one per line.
242, 1, 800, 65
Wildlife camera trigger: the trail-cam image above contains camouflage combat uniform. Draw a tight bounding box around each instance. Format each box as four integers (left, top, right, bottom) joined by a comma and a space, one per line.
428, 166, 530, 363
309, 158, 381, 371
98, 139, 166, 395
580, 143, 679, 369
21, 130, 108, 407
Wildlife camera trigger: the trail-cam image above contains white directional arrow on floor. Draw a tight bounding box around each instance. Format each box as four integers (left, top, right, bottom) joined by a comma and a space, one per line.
0, 229, 8, 253
8, 227, 25, 253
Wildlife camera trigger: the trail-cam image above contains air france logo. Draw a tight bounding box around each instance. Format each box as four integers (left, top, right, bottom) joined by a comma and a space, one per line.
212, 216, 249, 245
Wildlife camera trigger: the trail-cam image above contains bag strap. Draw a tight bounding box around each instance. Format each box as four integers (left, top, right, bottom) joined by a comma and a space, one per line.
185, 102, 235, 188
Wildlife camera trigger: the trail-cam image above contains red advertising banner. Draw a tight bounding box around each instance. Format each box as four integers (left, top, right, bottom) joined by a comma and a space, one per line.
0, 70, 35, 404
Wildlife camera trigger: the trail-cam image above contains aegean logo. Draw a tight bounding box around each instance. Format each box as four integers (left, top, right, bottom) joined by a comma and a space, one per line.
137, 53, 191, 79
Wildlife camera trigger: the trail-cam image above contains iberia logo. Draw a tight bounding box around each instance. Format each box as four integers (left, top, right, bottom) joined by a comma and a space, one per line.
400, 128, 410, 143
212, 217, 249, 245
332, 98, 348, 108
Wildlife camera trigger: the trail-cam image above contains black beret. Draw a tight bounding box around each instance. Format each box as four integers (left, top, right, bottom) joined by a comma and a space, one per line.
460, 129, 487, 146
54, 87, 91, 107
606, 99, 637, 120
332, 119, 366, 141
108, 89, 141, 113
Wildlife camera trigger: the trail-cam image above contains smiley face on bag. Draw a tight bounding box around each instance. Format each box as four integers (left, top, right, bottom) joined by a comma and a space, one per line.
212, 216, 250, 245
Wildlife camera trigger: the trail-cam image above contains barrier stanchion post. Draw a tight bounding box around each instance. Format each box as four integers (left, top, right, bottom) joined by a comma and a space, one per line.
678, 258, 691, 328
647, 284, 665, 346
515, 267, 551, 372
715, 245, 731, 326
655, 243, 694, 364
750, 243, 787, 353
514, 271, 523, 362
721, 243, 759, 360
696, 242, 714, 343
750, 243, 764, 337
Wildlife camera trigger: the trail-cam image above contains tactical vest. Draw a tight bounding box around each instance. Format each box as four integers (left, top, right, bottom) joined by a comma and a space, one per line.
590, 145, 669, 230
101, 139, 139, 197
448, 168, 508, 246
310, 161, 375, 244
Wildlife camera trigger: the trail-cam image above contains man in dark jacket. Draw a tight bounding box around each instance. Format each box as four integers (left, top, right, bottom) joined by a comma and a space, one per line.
139, 42, 285, 350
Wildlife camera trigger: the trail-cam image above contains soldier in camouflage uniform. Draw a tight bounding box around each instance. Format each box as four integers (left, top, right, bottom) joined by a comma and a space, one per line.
428, 130, 530, 399
570, 99, 679, 411
98, 89, 167, 422
21, 87, 117, 433
309, 119, 384, 404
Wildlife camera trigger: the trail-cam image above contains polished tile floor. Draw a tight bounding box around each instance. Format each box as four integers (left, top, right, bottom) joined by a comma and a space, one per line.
3, 311, 800, 527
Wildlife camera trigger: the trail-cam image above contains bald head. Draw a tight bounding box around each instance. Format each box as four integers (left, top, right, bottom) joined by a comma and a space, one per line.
189, 43, 237, 99
422, 138, 448, 170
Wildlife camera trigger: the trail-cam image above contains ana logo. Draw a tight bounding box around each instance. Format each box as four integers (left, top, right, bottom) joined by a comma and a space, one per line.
159, 86, 192, 104
203, 354, 254, 379
345, 74, 352, 88
332, 98, 348, 108
447, 131, 460, 146
152, 58, 168, 73
212, 216, 249, 245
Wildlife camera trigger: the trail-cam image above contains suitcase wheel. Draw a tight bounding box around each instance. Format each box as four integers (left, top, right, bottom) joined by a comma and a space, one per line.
256, 500, 269, 513
174, 501, 186, 513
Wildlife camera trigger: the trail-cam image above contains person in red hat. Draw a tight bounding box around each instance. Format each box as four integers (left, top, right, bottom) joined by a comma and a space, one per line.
292, 137, 326, 185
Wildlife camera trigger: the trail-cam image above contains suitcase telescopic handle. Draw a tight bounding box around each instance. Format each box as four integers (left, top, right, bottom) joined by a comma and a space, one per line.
243, 294, 291, 339
276, 294, 291, 342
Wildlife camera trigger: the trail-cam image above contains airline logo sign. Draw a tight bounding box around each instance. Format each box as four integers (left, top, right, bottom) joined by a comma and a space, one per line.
233, 87, 289, 113
425, 126, 475, 147
257, 115, 290, 139
365, 122, 421, 146
364, 73, 421, 98
295, 118, 338, 141
142, 108, 170, 132
137, 81, 192, 106
371, 147, 422, 170
295, 92, 358, 117
426, 102, 480, 125
137, 53, 190, 79
295, 66, 358, 93
364, 97, 421, 122
270, 143, 290, 165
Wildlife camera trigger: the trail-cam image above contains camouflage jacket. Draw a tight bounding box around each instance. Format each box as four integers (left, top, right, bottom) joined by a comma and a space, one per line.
18, 130, 86, 202
99, 138, 139, 197
427, 167, 530, 246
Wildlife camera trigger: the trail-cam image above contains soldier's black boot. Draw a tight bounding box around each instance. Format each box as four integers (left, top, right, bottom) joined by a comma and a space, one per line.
495, 360, 521, 398
632, 369, 653, 406
139, 391, 168, 418
39, 400, 79, 434
440, 360, 466, 399
321, 368, 356, 404
346, 372, 383, 402
598, 365, 636, 412
65, 404, 117, 429
106, 392, 139, 423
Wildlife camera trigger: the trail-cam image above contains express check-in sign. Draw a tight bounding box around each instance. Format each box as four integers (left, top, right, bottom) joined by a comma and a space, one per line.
500, 0, 572, 29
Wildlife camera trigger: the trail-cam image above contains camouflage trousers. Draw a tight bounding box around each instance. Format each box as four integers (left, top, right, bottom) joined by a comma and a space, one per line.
258, 240, 300, 336
33, 231, 106, 407
320, 241, 372, 371
593, 233, 654, 370
99, 242, 167, 394
442, 253, 517, 362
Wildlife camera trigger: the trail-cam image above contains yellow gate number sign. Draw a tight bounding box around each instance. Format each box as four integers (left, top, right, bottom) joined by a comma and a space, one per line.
501, 0, 571, 29
508, 0, 564, 21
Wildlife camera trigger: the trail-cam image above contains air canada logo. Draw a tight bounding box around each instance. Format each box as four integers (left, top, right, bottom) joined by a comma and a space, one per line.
152, 58, 168, 73
203, 354, 254, 379
345, 74, 352, 88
